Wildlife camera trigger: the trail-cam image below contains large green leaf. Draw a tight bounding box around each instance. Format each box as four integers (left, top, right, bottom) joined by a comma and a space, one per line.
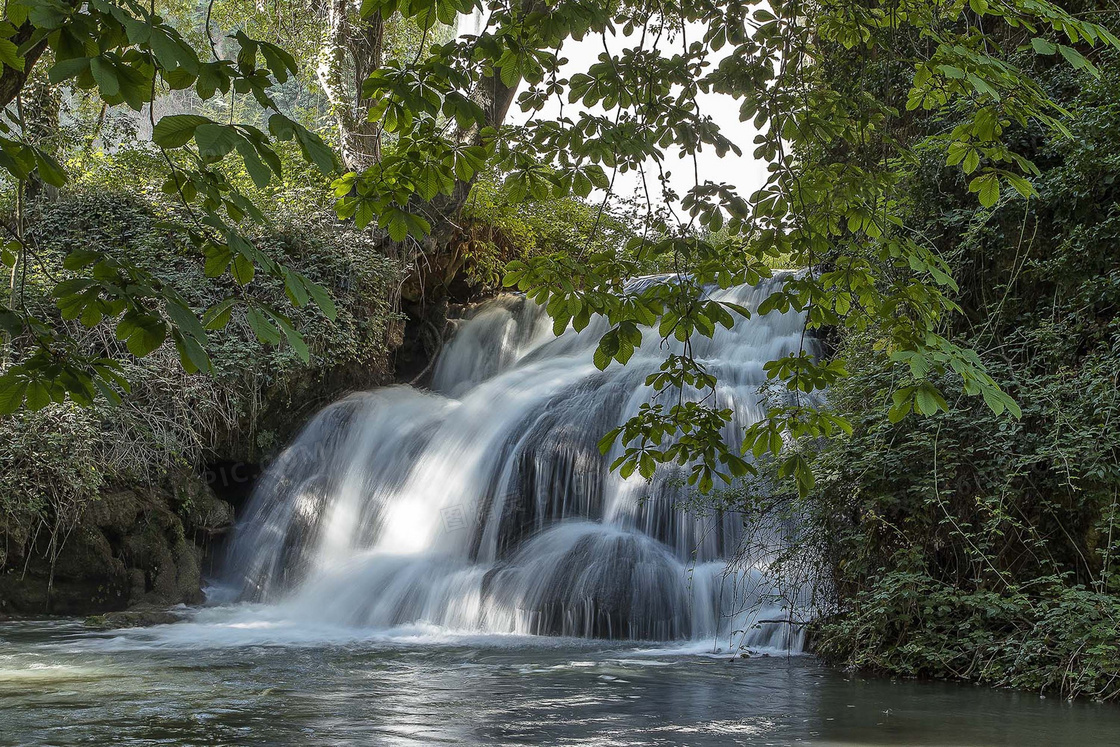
152, 114, 211, 148
0, 374, 28, 415
246, 307, 281, 345
194, 123, 242, 159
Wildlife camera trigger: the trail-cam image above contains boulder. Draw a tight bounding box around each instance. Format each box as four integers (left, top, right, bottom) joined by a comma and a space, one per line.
53, 525, 124, 581
172, 538, 202, 604
86, 490, 141, 536
2, 470, 235, 615
85, 604, 184, 629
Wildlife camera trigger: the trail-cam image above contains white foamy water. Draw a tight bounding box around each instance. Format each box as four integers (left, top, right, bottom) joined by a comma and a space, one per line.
220, 273, 813, 646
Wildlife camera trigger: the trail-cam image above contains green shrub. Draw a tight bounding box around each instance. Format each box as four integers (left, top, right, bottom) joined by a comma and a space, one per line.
1, 185, 403, 571
797, 45, 1120, 701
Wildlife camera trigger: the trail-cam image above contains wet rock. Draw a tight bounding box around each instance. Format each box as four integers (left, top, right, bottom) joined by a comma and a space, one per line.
86, 490, 141, 536
53, 525, 124, 581
85, 604, 183, 629
128, 568, 146, 597
172, 539, 202, 604
182, 480, 235, 533
149, 537, 179, 600
2, 470, 232, 615
199, 498, 235, 531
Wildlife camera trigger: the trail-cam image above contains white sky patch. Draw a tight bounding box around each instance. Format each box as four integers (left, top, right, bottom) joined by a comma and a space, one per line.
463, 12, 769, 213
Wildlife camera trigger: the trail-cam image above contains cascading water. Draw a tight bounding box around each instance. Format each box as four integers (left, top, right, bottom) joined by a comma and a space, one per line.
222, 272, 814, 647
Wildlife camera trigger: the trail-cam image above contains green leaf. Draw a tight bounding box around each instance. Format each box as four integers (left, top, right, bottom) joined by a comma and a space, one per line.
1005, 173, 1036, 199
194, 123, 242, 159
164, 300, 208, 342
124, 317, 167, 358
593, 345, 611, 370
982, 386, 1005, 416
202, 298, 236, 330
914, 385, 947, 415
196, 63, 228, 100
270, 311, 309, 363
62, 249, 98, 270
231, 253, 256, 285
33, 149, 66, 187
0, 37, 24, 72
153, 114, 211, 148
25, 380, 50, 411
0, 374, 28, 415
246, 306, 282, 345
236, 139, 273, 188
89, 57, 120, 97
306, 281, 337, 321
888, 390, 913, 423
0, 308, 21, 335
969, 173, 1000, 207
1031, 37, 1057, 55
269, 114, 337, 173
259, 42, 298, 84
1059, 45, 1098, 77
48, 56, 90, 84
204, 243, 232, 278
174, 331, 212, 374
966, 73, 1000, 101
500, 59, 520, 88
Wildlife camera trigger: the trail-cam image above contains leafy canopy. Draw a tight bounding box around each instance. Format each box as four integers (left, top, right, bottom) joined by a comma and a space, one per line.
330, 0, 1119, 493
0, 0, 339, 414
2, 0, 1117, 499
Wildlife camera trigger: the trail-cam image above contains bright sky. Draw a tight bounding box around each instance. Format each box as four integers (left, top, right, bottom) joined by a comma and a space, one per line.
461, 14, 770, 212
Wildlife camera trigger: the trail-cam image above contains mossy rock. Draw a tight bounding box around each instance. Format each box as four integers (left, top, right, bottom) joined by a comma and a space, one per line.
122, 521, 177, 596
52, 525, 124, 581
86, 490, 141, 536
85, 604, 183, 630
177, 476, 235, 532
171, 538, 202, 604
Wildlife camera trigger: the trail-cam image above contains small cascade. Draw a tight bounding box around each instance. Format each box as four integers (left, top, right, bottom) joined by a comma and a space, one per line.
223, 273, 814, 647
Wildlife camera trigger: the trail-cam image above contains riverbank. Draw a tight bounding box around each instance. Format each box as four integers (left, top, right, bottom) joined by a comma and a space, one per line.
0, 472, 233, 616
0, 189, 405, 617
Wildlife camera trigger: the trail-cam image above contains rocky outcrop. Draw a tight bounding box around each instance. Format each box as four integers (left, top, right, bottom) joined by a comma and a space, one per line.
0, 471, 234, 616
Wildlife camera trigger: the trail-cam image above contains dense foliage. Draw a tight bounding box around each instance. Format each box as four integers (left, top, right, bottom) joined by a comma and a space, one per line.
0, 0, 347, 416
351, 0, 1119, 497
9, 0, 1116, 498
790, 30, 1120, 701
1, 182, 401, 587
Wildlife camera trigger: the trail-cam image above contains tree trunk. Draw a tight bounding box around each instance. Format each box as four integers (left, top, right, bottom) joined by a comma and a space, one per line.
0, 24, 49, 110
317, 0, 383, 172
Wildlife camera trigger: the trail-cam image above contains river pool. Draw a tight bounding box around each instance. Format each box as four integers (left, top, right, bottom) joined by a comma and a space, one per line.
2, 610, 1118, 746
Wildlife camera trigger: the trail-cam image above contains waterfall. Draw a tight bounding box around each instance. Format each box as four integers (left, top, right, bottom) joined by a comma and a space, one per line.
223, 273, 814, 647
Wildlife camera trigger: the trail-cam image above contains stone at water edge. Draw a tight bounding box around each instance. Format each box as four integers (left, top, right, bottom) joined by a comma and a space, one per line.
84, 604, 185, 629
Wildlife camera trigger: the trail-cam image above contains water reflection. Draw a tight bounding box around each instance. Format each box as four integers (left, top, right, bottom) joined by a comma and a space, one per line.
1, 619, 1118, 746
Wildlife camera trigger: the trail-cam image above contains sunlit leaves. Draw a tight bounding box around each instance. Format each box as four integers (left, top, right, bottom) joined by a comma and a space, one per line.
0, 5, 348, 413
152, 115, 210, 148
969, 172, 1001, 208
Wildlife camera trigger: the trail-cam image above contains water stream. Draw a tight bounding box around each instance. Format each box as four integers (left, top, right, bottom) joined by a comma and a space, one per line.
4, 276, 1118, 744
221, 274, 812, 646
2, 618, 1118, 746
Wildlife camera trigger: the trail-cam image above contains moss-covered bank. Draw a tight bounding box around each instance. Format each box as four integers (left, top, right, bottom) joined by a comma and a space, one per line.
792, 39, 1120, 701
0, 189, 403, 615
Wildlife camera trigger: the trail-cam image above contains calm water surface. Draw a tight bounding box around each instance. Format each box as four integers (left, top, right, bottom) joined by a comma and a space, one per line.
1, 613, 1118, 746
